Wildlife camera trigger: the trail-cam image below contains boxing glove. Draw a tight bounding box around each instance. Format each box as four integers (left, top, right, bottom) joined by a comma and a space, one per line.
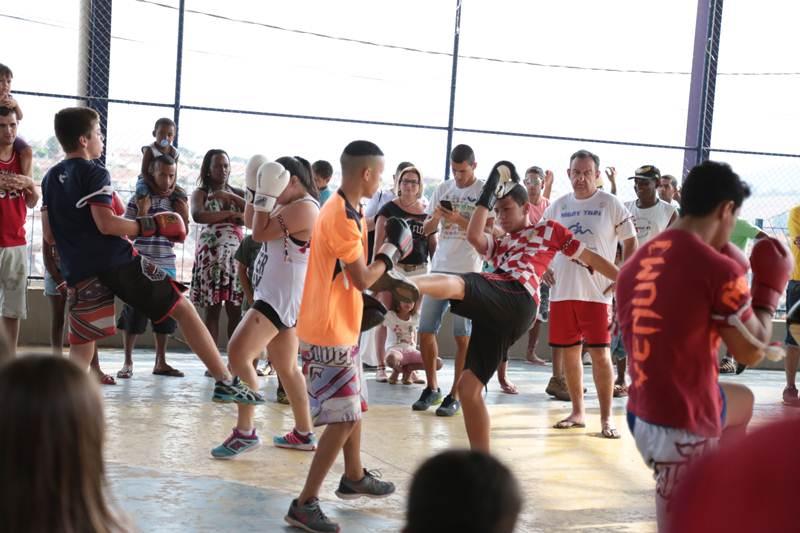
138, 212, 187, 243
749, 237, 792, 315
253, 161, 290, 213
111, 192, 126, 216
245, 154, 268, 204
719, 242, 750, 276
375, 217, 413, 271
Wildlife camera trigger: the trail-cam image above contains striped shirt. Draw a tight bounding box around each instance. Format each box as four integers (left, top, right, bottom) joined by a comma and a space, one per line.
124, 195, 178, 275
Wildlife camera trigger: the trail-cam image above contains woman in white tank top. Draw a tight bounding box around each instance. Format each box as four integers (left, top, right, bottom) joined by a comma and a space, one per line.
211, 156, 321, 458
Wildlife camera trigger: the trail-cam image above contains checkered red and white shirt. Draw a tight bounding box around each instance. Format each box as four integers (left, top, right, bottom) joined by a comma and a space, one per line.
484, 220, 584, 303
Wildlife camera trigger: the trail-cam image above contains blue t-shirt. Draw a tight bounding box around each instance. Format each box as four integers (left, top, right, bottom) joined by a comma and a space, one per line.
319, 187, 333, 205
42, 158, 135, 284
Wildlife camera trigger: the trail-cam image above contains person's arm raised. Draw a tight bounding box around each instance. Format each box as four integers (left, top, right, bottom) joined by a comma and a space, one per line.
466, 205, 491, 256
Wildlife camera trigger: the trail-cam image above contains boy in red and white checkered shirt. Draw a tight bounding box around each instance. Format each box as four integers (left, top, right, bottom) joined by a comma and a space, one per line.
413, 161, 619, 451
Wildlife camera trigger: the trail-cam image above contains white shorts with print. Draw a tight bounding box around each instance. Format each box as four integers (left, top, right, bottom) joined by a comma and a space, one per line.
0, 245, 28, 319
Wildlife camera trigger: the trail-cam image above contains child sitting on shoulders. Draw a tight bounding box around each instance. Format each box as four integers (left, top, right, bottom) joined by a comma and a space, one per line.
135, 117, 186, 215
0, 63, 33, 176
385, 298, 442, 385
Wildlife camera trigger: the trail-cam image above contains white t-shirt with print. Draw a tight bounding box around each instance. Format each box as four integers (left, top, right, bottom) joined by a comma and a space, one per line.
624, 199, 676, 245
427, 178, 485, 273
384, 310, 420, 350
543, 189, 636, 304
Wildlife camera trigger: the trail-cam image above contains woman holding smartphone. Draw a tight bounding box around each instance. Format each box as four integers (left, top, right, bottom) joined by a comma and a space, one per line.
372, 166, 437, 382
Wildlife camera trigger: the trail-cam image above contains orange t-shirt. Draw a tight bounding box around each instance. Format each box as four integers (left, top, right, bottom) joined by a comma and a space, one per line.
297, 191, 368, 347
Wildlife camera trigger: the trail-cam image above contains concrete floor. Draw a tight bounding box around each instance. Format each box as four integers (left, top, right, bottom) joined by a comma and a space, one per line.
83, 348, 800, 533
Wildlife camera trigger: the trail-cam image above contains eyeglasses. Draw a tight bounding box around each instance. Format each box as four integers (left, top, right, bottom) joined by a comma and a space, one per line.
523, 177, 542, 185
400, 179, 420, 185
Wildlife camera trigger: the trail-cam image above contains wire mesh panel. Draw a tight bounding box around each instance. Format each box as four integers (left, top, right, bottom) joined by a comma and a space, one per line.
3, 0, 799, 289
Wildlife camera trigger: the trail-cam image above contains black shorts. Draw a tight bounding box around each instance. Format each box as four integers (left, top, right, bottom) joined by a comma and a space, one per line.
97, 256, 185, 325
116, 303, 177, 335
252, 299, 290, 330
450, 273, 537, 385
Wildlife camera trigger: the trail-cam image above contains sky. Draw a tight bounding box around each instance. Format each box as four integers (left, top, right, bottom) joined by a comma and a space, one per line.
3, 0, 800, 227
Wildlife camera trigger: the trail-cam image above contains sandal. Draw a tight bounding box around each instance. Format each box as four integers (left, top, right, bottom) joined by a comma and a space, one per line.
116, 367, 133, 379
613, 383, 628, 398
153, 366, 185, 378
553, 418, 586, 429
601, 423, 621, 439
99, 373, 116, 386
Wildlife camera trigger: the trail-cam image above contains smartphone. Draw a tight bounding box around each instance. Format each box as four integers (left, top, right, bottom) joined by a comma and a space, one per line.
439, 200, 453, 211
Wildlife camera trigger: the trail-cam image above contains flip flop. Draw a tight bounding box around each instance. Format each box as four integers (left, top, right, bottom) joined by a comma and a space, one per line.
152, 367, 185, 378
116, 368, 133, 379
601, 424, 621, 439
255, 368, 265, 377
500, 382, 519, 395
99, 373, 116, 386
613, 384, 628, 398
553, 419, 586, 429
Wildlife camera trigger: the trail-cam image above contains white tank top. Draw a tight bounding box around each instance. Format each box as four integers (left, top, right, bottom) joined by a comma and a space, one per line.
252, 194, 320, 327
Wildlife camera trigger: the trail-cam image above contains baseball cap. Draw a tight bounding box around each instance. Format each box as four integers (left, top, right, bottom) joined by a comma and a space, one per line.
628, 164, 661, 180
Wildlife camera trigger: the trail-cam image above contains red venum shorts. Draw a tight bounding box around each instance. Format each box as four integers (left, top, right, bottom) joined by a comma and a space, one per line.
548, 300, 611, 347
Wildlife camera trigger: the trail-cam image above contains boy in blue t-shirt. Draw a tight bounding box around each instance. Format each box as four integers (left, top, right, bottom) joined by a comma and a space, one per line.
40, 106, 260, 404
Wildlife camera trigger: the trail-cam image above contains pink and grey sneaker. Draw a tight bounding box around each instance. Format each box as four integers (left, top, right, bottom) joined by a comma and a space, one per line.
273, 428, 316, 451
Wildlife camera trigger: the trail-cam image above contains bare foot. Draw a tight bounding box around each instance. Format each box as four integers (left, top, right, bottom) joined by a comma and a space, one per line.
525, 354, 548, 366
499, 380, 519, 395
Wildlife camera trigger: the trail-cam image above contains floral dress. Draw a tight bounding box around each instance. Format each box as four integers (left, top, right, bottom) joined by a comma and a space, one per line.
190, 186, 244, 307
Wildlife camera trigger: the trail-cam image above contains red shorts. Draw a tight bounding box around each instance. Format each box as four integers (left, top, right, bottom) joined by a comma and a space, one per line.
548, 300, 611, 347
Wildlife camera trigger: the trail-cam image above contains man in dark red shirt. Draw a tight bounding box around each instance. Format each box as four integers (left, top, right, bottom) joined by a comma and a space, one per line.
616, 161, 791, 531
0, 106, 38, 357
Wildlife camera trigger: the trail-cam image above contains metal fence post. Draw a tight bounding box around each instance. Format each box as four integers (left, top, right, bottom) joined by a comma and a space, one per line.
81, 0, 113, 165
443, 0, 462, 180
173, 0, 186, 147
683, 0, 724, 176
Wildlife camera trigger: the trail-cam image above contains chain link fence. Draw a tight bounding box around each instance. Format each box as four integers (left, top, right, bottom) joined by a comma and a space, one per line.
4, 1, 799, 300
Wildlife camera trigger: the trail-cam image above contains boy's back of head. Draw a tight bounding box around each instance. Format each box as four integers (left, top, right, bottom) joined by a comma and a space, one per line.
405, 450, 522, 533
312, 160, 333, 180
54, 107, 99, 153
340, 140, 384, 178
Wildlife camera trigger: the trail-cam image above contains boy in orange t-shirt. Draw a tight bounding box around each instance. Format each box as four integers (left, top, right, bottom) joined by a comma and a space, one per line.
287, 140, 413, 532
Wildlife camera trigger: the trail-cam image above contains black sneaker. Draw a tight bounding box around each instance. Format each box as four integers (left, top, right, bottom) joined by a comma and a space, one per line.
412, 387, 442, 411
435, 394, 460, 417
285, 497, 339, 532
335, 468, 395, 500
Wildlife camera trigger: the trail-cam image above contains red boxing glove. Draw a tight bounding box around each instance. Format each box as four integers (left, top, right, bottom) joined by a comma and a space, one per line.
749, 237, 792, 315
111, 192, 126, 216
137, 212, 187, 243
719, 242, 750, 275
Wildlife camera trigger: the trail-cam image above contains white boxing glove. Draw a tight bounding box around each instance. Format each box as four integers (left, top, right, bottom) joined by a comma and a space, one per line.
254, 161, 290, 213
245, 154, 268, 204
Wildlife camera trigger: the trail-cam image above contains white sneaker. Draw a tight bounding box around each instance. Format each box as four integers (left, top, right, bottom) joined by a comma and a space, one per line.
376, 367, 388, 383
582, 352, 592, 365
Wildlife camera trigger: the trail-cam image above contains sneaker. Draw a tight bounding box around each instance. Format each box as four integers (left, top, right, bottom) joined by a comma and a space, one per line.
274, 429, 317, 451
435, 394, 460, 417
285, 497, 339, 533
375, 366, 388, 383
212, 376, 265, 405
582, 352, 592, 365
412, 387, 442, 411
719, 357, 736, 374
335, 468, 395, 500
545, 376, 567, 398
783, 385, 800, 406
276, 389, 290, 405
210, 428, 261, 459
